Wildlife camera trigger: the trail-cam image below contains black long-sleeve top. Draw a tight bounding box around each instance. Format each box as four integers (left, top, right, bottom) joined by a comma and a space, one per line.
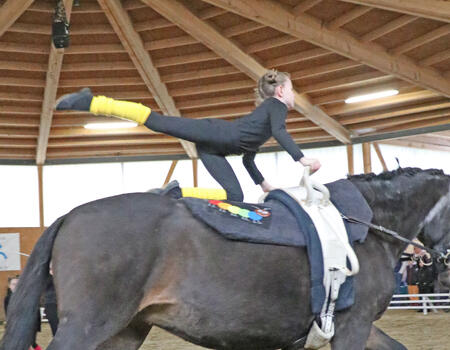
235, 97, 304, 184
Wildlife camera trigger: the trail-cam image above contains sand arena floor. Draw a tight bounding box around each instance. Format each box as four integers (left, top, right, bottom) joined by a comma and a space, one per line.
1, 310, 448, 349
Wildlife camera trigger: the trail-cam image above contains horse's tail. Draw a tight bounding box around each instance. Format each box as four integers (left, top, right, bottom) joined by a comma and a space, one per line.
0, 215, 65, 350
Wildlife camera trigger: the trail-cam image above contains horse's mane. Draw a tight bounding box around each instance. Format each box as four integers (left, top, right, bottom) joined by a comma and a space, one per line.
348, 167, 447, 182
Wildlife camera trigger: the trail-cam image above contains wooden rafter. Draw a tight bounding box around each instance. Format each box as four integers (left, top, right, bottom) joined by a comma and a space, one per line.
142, 0, 351, 144
0, 0, 34, 37
202, 0, 450, 97
97, 0, 197, 158
337, 0, 450, 23
36, 0, 74, 165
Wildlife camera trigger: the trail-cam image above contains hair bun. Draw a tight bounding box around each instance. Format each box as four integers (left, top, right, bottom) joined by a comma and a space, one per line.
265, 70, 278, 84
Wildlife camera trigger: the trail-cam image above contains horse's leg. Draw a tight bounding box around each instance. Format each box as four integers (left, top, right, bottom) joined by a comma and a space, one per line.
45, 308, 142, 350
365, 325, 407, 350
96, 318, 152, 350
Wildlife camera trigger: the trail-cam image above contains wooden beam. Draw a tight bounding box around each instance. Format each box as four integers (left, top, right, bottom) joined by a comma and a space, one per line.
360, 15, 417, 42
346, 144, 354, 175
193, 158, 198, 187
202, 0, 450, 97
372, 142, 388, 171
164, 160, 178, 185
97, 0, 197, 158
143, 0, 351, 143
391, 24, 450, 56
0, 0, 34, 37
36, 0, 73, 165
37, 165, 44, 228
362, 143, 372, 173
337, 0, 450, 23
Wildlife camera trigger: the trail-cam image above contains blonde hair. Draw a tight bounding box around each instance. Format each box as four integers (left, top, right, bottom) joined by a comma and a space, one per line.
255, 69, 291, 105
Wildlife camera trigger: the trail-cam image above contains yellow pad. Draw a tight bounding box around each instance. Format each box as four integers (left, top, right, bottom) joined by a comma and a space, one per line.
181, 187, 227, 200
90, 96, 151, 124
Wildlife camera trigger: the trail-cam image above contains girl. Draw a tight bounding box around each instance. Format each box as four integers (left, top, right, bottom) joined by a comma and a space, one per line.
56, 70, 321, 201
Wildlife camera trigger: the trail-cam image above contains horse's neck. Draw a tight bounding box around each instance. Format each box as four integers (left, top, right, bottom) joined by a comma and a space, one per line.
351, 173, 450, 257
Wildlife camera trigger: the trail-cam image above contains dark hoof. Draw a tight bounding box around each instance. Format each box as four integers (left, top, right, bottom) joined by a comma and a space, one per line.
55, 87, 93, 111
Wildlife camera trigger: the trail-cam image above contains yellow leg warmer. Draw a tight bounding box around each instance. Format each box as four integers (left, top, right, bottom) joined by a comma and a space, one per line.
90, 96, 151, 124
181, 187, 227, 200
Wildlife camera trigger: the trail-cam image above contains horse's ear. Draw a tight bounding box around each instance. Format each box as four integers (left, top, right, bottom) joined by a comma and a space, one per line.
395, 157, 401, 169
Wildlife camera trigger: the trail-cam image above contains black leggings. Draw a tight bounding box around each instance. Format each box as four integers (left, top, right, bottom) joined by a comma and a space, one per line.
145, 112, 244, 201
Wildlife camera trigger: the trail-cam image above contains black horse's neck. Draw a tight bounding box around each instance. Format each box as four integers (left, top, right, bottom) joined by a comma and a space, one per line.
349, 168, 450, 258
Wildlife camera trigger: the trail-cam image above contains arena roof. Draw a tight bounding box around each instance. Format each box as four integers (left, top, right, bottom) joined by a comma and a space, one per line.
0, 0, 449, 165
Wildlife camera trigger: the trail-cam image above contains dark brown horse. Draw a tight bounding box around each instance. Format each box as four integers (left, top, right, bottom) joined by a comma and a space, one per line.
1, 168, 449, 350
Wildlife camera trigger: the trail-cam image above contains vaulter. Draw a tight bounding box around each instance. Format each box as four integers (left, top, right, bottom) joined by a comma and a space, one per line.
55, 70, 321, 202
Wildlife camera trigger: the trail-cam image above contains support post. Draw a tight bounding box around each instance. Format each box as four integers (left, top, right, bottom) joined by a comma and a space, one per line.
373, 142, 388, 171
193, 158, 198, 187
163, 160, 178, 185
37, 165, 45, 230
362, 143, 372, 173
346, 144, 354, 175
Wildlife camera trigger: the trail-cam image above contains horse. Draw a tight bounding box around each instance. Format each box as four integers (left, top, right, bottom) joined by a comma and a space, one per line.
365, 186, 450, 350
1, 168, 449, 350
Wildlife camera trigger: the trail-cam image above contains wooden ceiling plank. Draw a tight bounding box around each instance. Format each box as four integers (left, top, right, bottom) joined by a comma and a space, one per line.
421, 49, 450, 66
391, 24, 450, 56
222, 21, 265, 37
162, 66, 239, 83
302, 71, 389, 93
36, 0, 73, 165
134, 6, 226, 32
202, 0, 450, 97
0, 60, 47, 72
349, 108, 450, 131
339, 101, 450, 124
0, 0, 35, 37
337, 0, 450, 23
360, 15, 417, 42
265, 48, 330, 68
381, 139, 450, 152
291, 60, 362, 80
327, 90, 440, 116
375, 115, 450, 133
0, 42, 49, 54
293, 0, 322, 15
143, 0, 351, 143
327, 6, 372, 30
97, 0, 197, 158
246, 36, 299, 54
312, 80, 411, 105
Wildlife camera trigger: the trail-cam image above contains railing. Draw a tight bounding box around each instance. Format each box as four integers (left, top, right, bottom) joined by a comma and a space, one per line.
388, 293, 450, 315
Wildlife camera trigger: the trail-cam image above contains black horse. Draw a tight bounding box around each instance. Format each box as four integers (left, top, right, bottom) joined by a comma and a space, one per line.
1, 168, 449, 350
365, 186, 450, 350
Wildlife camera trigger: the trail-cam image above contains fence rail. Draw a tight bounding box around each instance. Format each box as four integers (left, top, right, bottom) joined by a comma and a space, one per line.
388, 293, 450, 315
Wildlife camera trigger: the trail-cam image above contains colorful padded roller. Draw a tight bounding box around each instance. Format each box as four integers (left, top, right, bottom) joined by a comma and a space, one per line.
208, 200, 263, 222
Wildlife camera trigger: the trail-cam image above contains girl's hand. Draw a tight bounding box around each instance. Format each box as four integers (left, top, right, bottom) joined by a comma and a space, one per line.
300, 157, 321, 174
260, 180, 275, 193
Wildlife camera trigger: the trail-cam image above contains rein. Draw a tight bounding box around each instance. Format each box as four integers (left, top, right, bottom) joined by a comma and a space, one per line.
341, 214, 448, 264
